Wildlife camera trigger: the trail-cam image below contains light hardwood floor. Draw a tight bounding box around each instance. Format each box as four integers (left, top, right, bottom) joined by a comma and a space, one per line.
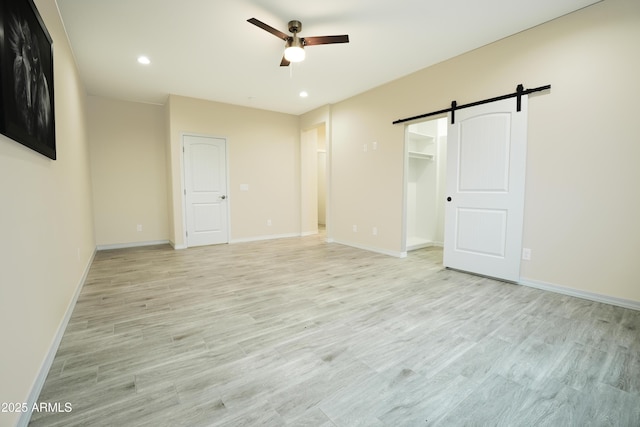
30, 233, 640, 426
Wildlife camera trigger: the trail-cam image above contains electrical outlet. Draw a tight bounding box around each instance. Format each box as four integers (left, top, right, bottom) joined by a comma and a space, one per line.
372, 226, 378, 236
372, 141, 378, 151
363, 143, 368, 152
136, 224, 143, 232
522, 248, 531, 260
267, 219, 272, 226
352, 225, 358, 232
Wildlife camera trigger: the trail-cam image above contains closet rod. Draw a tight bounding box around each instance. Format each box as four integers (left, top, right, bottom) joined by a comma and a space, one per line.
392, 84, 551, 125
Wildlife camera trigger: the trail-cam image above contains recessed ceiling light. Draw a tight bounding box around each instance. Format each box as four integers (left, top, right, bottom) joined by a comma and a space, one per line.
299, 91, 308, 98
137, 56, 151, 65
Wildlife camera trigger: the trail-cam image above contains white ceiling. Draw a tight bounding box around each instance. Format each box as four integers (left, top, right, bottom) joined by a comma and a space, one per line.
55, 0, 601, 115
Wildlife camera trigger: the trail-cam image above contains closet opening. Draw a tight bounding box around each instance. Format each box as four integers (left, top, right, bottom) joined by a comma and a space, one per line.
404, 117, 447, 252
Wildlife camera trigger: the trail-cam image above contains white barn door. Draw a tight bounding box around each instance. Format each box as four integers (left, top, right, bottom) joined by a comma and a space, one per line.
183, 135, 228, 247
443, 96, 528, 282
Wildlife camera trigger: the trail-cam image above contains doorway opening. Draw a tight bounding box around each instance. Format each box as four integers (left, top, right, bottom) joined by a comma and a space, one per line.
317, 127, 327, 231
404, 117, 447, 252
301, 124, 328, 236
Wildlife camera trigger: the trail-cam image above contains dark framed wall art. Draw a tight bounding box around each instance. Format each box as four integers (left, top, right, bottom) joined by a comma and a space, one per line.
0, 0, 55, 160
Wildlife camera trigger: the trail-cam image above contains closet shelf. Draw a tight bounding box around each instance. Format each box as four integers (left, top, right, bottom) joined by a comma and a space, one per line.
408, 151, 434, 160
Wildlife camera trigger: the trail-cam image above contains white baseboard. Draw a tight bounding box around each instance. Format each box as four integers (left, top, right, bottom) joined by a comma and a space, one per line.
18, 248, 97, 427
97, 240, 170, 251
519, 277, 640, 311
172, 233, 310, 249
407, 242, 434, 251
230, 233, 300, 244
169, 240, 187, 250
332, 239, 407, 258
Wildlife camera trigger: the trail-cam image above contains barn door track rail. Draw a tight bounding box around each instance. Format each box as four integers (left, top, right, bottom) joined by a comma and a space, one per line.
392, 83, 551, 125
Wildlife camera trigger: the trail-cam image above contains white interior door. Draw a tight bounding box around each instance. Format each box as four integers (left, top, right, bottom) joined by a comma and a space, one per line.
183, 135, 228, 247
443, 96, 528, 282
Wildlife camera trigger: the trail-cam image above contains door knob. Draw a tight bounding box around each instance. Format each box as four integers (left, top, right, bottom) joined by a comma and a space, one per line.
220, 195, 226, 200
447, 197, 452, 202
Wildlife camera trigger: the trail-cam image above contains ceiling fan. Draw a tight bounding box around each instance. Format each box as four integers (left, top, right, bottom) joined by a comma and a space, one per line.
247, 18, 349, 66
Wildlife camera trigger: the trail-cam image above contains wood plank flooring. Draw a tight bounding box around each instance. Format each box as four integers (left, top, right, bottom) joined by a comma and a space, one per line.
30, 233, 640, 426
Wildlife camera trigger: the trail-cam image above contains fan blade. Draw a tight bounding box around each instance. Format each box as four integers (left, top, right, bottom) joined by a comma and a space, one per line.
247, 18, 288, 40
303, 35, 349, 46
280, 56, 290, 67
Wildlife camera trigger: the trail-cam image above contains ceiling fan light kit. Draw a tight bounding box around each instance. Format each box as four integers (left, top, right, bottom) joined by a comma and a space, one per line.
248, 17, 349, 67
284, 37, 305, 63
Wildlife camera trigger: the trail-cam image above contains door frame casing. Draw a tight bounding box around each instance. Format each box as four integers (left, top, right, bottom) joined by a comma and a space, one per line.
180, 132, 231, 248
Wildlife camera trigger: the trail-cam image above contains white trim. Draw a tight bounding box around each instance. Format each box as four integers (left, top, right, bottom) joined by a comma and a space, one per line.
230, 233, 300, 244
301, 230, 318, 237
96, 240, 170, 251
407, 241, 434, 251
519, 277, 640, 311
332, 239, 407, 258
401, 125, 409, 252
18, 248, 97, 427
169, 240, 187, 250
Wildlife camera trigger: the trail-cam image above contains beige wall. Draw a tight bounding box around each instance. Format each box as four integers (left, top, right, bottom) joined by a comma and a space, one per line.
311, 0, 640, 301
0, 0, 95, 425
166, 95, 301, 246
330, 93, 407, 254
88, 97, 168, 247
